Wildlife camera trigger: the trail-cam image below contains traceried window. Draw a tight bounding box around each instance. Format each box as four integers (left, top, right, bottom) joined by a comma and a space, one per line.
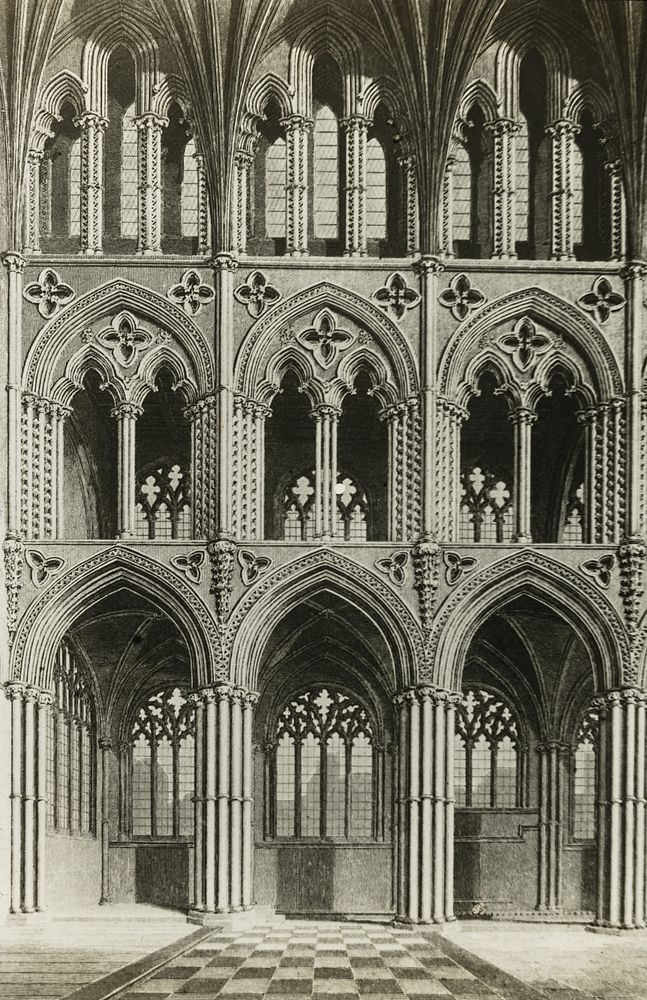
459, 466, 513, 543
121, 103, 138, 237
563, 484, 585, 543
282, 470, 369, 541
47, 641, 96, 835
314, 104, 339, 239
130, 687, 195, 839
455, 688, 521, 808
573, 706, 598, 840
270, 687, 375, 841
181, 139, 199, 238
135, 460, 191, 539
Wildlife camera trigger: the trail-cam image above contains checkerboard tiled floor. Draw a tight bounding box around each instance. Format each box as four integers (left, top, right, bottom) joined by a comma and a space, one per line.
114, 919, 530, 1000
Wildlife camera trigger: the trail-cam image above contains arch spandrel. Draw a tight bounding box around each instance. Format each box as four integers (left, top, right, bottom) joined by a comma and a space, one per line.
234, 280, 418, 403
227, 548, 423, 693
429, 549, 627, 694
24, 278, 214, 400
11, 546, 221, 691
439, 286, 623, 405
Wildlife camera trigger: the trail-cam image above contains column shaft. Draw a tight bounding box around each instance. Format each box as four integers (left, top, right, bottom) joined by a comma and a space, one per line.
136, 114, 166, 255
510, 408, 535, 543
23, 690, 37, 912
216, 690, 231, 912
341, 116, 367, 256
489, 119, 518, 259
112, 404, 141, 538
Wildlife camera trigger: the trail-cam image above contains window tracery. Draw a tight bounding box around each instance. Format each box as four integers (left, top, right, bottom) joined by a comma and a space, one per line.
130, 686, 195, 839
454, 688, 521, 808
459, 466, 513, 543
47, 641, 96, 835
563, 484, 585, 544
572, 705, 598, 841
134, 459, 191, 540
270, 686, 375, 841
281, 469, 369, 541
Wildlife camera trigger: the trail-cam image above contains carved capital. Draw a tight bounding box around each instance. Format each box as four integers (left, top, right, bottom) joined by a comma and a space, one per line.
1, 251, 25, 274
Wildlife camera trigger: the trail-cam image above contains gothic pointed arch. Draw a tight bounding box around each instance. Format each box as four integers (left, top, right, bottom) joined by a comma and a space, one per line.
235, 280, 418, 401
430, 549, 627, 693
11, 546, 220, 691
228, 548, 422, 692
439, 285, 623, 404
247, 72, 294, 120
24, 278, 214, 399
81, 13, 159, 116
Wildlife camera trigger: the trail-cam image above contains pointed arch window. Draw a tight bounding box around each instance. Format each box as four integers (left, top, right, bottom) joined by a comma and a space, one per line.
134, 459, 191, 539
459, 466, 513, 543
47, 641, 96, 835
69, 137, 82, 237
130, 687, 195, 839
266, 137, 287, 238
121, 102, 138, 237
454, 688, 523, 808
39, 100, 82, 248
572, 705, 598, 841
181, 138, 199, 238
314, 104, 339, 239
366, 138, 387, 240
270, 686, 376, 841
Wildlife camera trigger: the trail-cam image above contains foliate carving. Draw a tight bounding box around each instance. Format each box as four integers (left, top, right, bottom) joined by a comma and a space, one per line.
496, 316, 555, 373
208, 538, 236, 623
438, 273, 485, 321
374, 550, 409, 587
443, 550, 477, 586
25, 549, 65, 588
167, 270, 215, 316
3, 538, 23, 643
170, 549, 206, 584
97, 311, 154, 367
372, 273, 420, 320
412, 540, 441, 639
234, 271, 281, 318
238, 548, 273, 587
577, 276, 625, 324
618, 540, 645, 639
580, 553, 615, 589
296, 308, 357, 370
23, 268, 74, 318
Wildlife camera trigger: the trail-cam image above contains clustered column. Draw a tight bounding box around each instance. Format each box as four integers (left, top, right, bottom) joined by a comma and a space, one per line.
75, 111, 106, 255
398, 152, 419, 257
440, 152, 456, 259
23, 150, 43, 255
606, 159, 626, 262
489, 118, 518, 259
111, 402, 142, 538
394, 687, 458, 924
547, 119, 579, 261
6, 682, 52, 915
231, 151, 254, 256
341, 116, 368, 257
282, 115, 311, 256
436, 397, 467, 542
21, 395, 70, 540
383, 397, 421, 542
577, 401, 624, 544
194, 153, 212, 255
312, 404, 340, 540
191, 685, 258, 917
135, 113, 167, 256
536, 740, 570, 912
186, 394, 218, 540
232, 395, 270, 540
594, 689, 647, 929
509, 406, 536, 543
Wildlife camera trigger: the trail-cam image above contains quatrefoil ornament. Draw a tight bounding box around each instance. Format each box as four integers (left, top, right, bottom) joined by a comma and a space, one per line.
372, 272, 420, 320
238, 549, 273, 586
496, 317, 553, 373
171, 550, 206, 584
168, 269, 215, 316
97, 311, 154, 367
375, 550, 409, 587
438, 273, 485, 321
577, 276, 625, 325
296, 308, 356, 370
23, 268, 75, 319
25, 549, 66, 588
234, 270, 281, 318
580, 553, 615, 589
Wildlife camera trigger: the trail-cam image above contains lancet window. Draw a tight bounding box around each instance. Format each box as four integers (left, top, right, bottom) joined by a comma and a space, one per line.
39, 101, 82, 249
46, 641, 96, 835
459, 466, 513, 543
572, 706, 598, 841
134, 459, 192, 539
270, 687, 376, 841
130, 687, 195, 839
454, 688, 521, 808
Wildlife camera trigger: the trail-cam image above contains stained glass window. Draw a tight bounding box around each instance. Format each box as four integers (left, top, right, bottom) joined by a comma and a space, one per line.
455, 688, 522, 808
573, 706, 598, 840
130, 687, 195, 839
47, 641, 95, 834
459, 466, 513, 543
271, 686, 375, 841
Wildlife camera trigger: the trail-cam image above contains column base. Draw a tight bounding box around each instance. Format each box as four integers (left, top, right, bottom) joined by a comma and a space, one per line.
187, 904, 277, 931
7, 909, 50, 925
586, 922, 647, 935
